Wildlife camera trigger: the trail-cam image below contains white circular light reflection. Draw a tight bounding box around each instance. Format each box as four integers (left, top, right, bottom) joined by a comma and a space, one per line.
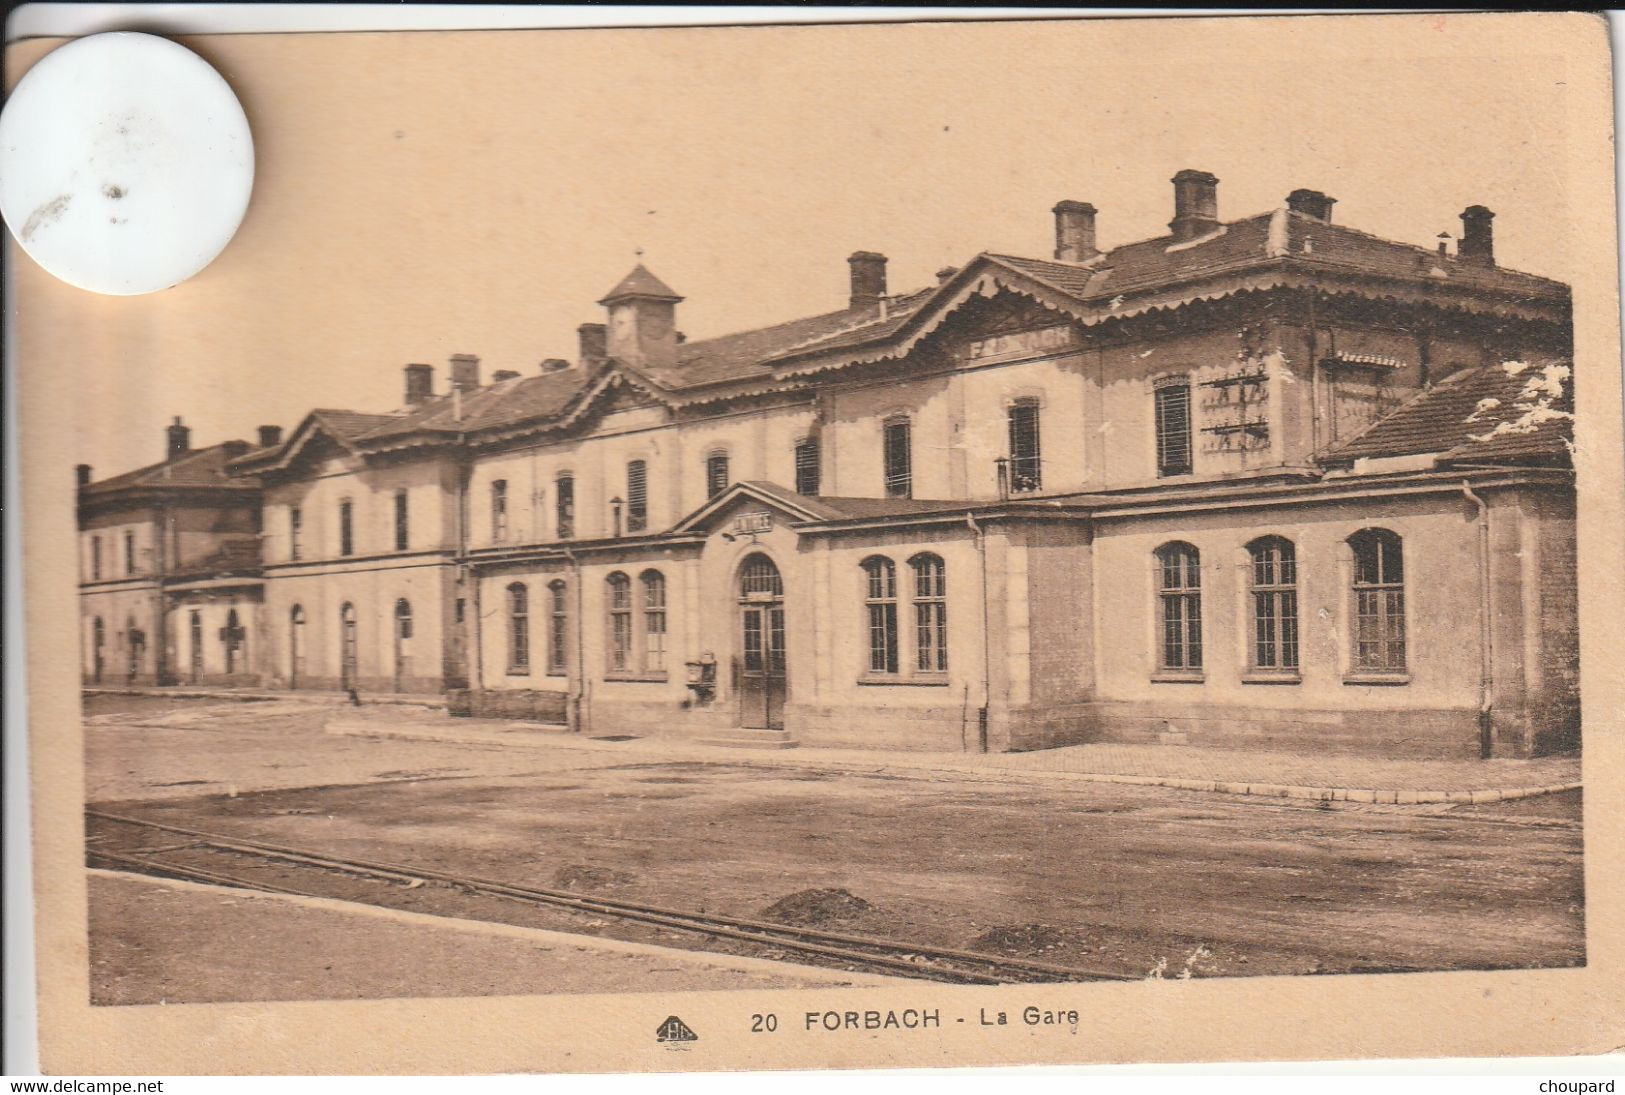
0, 32, 254, 295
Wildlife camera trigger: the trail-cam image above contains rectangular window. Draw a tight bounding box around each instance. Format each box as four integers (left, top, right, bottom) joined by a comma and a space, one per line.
555, 476, 574, 539
394, 489, 410, 551
547, 582, 568, 674
490, 480, 509, 542
1155, 381, 1193, 477
338, 500, 354, 557
626, 461, 648, 533
794, 437, 821, 496
1008, 400, 1042, 492
289, 506, 303, 561
91, 536, 101, 580
883, 418, 912, 499
706, 453, 729, 499
124, 531, 137, 575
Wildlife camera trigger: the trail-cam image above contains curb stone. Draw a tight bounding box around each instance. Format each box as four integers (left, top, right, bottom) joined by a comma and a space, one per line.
324, 718, 1581, 806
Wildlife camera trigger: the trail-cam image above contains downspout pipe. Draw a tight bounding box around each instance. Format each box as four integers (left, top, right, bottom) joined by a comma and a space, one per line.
967, 512, 991, 754
1462, 481, 1494, 758
565, 546, 586, 734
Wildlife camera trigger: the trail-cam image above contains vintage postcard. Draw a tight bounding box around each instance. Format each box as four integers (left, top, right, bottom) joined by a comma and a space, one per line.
11, 9, 1624, 1075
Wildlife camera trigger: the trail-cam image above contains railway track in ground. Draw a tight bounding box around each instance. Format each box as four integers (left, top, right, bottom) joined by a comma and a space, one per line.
86, 809, 1136, 986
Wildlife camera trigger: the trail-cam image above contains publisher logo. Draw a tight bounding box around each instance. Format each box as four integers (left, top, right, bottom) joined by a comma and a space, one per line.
657, 1015, 699, 1045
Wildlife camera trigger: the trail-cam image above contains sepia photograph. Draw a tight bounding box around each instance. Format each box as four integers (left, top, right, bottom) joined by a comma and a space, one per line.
10, 8, 1623, 1076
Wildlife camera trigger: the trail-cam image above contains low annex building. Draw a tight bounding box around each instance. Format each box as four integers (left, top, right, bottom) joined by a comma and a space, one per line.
77, 172, 1579, 759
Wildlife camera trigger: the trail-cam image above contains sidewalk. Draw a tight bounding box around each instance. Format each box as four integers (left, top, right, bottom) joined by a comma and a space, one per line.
327, 706, 1582, 806
84, 683, 445, 709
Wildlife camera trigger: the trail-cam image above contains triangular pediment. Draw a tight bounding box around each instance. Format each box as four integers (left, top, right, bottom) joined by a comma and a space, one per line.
768, 253, 1094, 374
670, 480, 839, 535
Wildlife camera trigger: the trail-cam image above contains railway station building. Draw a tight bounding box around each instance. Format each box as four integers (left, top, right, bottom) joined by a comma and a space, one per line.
78, 171, 1579, 759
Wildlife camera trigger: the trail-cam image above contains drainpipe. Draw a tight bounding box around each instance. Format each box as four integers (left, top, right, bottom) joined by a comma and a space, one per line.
967, 512, 991, 754
565, 546, 587, 734
1461, 481, 1494, 758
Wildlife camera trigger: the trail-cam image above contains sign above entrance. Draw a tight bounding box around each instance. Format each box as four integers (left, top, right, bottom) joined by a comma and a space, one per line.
960, 324, 1078, 364
732, 511, 774, 535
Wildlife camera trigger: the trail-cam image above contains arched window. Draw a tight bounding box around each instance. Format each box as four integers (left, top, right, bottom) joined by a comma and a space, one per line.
739, 555, 783, 599
289, 604, 307, 687
339, 602, 358, 690
641, 570, 667, 672
1350, 528, 1406, 672
1248, 537, 1298, 671
394, 598, 413, 640
1007, 399, 1042, 492
606, 572, 633, 671
626, 460, 648, 533
862, 556, 899, 675
91, 617, 105, 682
794, 436, 821, 496
883, 416, 912, 498
910, 553, 948, 672
547, 580, 568, 675
1155, 542, 1202, 671
706, 451, 730, 499
506, 583, 530, 672
555, 474, 574, 539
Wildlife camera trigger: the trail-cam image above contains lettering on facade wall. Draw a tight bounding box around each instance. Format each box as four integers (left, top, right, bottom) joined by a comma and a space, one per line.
959, 325, 1077, 363
732, 511, 774, 535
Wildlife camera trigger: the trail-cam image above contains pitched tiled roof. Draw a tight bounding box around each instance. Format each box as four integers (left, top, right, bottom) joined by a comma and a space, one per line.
769, 211, 1568, 367
359, 369, 598, 443
81, 442, 258, 496
1322, 359, 1573, 466
600, 264, 683, 304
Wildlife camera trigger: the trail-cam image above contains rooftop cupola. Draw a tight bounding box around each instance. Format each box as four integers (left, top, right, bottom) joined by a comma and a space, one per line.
599, 264, 683, 370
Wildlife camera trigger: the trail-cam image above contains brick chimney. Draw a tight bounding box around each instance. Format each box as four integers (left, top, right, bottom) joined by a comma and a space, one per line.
257, 425, 283, 448
404, 363, 434, 405
449, 353, 481, 393
1286, 189, 1336, 223
166, 416, 191, 460
847, 251, 888, 309
1169, 169, 1220, 242
75, 464, 92, 489
222, 439, 250, 460
1459, 205, 1495, 266
577, 323, 607, 368
492, 369, 520, 383
1053, 201, 1100, 262
600, 266, 683, 370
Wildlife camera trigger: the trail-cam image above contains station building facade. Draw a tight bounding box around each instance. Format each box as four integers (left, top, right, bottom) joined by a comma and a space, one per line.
78, 171, 1579, 759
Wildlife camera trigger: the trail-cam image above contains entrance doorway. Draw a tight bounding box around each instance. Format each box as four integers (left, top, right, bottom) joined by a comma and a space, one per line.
737, 554, 786, 730
188, 610, 203, 683
289, 605, 306, 688
339, 602, 359, 691
92, 617, 105, 683
393, 598, 413, 692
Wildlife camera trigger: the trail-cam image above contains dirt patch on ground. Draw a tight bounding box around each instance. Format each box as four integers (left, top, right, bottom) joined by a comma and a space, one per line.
553, 864, 636, 891
762, 887, 873, 926
972, 923, 1091, 956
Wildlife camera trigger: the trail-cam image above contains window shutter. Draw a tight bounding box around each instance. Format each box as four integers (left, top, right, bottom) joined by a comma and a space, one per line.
626, 461, 648, 532
794, 438, 821, 496
1155, 383, 1193, 477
